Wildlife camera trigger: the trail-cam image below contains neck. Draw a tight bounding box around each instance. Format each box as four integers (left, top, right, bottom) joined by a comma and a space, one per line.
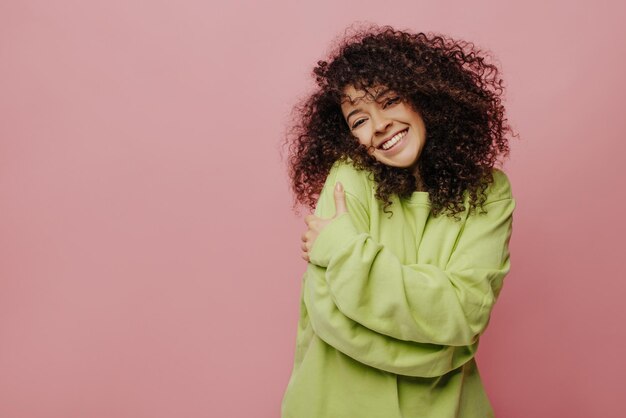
411, 164, 425, 192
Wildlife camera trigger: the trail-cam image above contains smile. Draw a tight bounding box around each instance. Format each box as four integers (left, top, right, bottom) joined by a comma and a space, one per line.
379, 129, 408, 150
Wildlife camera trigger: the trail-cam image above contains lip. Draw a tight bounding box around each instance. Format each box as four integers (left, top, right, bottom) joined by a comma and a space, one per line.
377, 128, 409, 150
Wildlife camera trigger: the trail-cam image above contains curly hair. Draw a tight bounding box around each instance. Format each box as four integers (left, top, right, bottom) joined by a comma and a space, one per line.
282, 23, 516, 219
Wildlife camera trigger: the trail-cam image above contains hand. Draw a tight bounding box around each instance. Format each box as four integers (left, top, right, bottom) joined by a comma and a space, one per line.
301, 182, 347, 262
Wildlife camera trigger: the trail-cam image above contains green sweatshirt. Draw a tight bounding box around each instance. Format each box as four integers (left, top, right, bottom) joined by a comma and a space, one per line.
281, 159, 515, 418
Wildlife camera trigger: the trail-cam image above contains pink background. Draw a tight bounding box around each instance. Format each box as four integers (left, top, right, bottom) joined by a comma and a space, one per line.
1, 1, 624, 417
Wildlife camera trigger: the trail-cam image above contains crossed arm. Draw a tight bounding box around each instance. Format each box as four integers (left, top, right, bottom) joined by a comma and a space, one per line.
302, 165, 514, 377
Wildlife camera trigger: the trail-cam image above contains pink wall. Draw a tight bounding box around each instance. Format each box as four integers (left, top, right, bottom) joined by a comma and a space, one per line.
1, 1, 624, 417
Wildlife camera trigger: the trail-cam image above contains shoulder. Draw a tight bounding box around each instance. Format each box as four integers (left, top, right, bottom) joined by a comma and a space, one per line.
325, 158, 374, 201
484, 168, 513, 204
313, 158, 373, 218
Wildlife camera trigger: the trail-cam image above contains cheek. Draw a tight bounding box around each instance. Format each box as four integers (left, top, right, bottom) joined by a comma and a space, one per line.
354, 136, 378, 156
349, 132, 368, 147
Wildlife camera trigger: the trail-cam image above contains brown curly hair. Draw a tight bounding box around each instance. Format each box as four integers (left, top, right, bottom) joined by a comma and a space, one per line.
282, 23, 516, 219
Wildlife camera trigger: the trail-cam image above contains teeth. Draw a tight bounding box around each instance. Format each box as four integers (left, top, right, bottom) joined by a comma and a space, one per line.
381, 129, 407, 150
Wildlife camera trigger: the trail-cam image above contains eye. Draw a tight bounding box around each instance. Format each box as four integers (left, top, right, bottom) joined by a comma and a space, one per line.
351, 119, 366, 129
383, 97, 401, 108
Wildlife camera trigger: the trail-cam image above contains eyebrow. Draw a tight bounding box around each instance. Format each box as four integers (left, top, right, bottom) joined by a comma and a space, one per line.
344, 88, 392, 123
345, 108, 362, 123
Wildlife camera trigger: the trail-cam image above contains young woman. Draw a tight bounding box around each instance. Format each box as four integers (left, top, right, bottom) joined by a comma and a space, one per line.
281, 24, 516, 418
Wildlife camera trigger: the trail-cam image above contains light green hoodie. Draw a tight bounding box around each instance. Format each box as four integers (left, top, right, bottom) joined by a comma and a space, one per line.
282, 158, 515, 418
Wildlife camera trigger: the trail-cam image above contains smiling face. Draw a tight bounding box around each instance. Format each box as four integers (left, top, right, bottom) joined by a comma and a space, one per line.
340, 84, 427, 174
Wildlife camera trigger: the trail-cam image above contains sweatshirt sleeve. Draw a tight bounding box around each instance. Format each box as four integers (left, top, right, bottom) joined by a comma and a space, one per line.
308, 168, 515, 348
303, 261, 479, 377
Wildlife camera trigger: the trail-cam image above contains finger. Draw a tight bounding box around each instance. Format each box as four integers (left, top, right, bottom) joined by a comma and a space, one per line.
334, 182, 348, 215
304, 214, 316, 225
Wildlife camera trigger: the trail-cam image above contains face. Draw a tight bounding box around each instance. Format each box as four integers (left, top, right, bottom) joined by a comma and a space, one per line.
340, 84, 427, 172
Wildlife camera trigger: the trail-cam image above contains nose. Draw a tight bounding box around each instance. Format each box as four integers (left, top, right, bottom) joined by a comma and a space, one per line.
372, 110, 392, 134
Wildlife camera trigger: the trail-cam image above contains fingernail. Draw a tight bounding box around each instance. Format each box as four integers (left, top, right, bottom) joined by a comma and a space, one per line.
336, 182, 343, 191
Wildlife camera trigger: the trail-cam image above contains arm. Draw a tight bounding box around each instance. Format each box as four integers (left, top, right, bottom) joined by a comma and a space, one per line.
303, 261, 479, 377
308, 167, 515, 347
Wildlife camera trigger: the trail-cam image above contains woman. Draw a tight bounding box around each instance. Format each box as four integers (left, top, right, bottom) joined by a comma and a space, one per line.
281, 24, 515, 418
